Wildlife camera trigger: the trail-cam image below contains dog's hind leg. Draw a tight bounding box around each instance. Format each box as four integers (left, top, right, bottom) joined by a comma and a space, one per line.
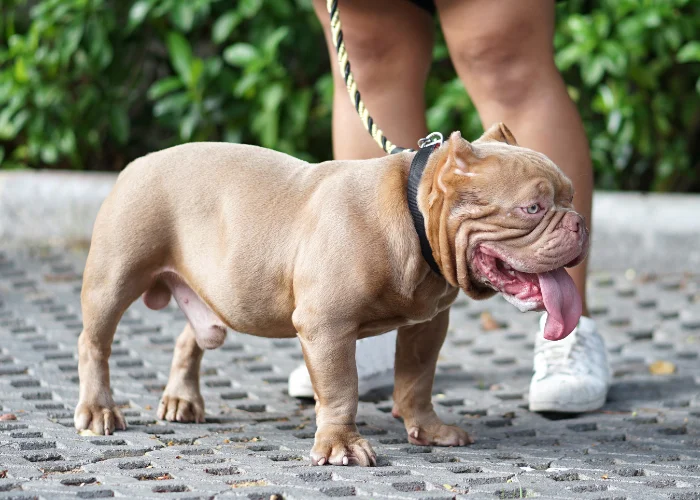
157, 323, 205, 423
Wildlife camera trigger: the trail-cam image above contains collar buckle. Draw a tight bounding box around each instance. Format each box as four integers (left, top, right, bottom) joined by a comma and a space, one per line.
417, 132, 443, 149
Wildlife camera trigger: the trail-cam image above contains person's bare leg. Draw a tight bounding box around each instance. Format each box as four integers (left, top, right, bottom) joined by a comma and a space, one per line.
312, 0, 433, 159
436, 0, 609, 413
289, 0, 435, 399
436, 0, 592, 314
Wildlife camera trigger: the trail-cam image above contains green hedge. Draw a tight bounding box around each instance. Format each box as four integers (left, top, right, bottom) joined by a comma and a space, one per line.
1, 0, 699, 191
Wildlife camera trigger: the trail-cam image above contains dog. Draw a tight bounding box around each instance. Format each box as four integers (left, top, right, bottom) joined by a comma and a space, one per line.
74, 123, 588, 467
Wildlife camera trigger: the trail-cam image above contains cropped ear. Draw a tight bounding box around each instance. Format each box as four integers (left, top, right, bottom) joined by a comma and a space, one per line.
436, 131, 474, 193
478, 122, 518, 146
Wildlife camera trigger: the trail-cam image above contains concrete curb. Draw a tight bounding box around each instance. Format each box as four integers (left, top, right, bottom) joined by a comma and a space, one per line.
0, 170, 115, 246
1, 171, 699, 271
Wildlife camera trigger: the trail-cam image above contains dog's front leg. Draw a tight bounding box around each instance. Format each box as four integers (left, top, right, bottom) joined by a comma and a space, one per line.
296, 321, 376, 467
392, 308, 472, 446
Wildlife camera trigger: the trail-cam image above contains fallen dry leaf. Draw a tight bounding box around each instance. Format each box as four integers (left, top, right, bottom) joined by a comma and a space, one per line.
78, 429, 100, 437
0, 470, 7, 478
0, 414, 17, 421
480, 311, 502, 331
649, 360, 676, 375
601, 474, 609, 479
231, 479, 267, 489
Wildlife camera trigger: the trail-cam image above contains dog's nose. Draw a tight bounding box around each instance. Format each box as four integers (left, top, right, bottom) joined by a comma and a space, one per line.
560, 212, 582, 233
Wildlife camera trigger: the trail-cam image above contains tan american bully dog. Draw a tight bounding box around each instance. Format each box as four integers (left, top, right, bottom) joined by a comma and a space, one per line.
74, 123, 588, 467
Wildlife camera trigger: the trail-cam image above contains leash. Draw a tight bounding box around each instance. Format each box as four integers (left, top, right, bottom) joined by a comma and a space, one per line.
325, 0, 444, 276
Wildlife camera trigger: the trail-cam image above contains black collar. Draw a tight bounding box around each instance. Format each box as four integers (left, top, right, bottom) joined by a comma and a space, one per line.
406, 140, 442, 277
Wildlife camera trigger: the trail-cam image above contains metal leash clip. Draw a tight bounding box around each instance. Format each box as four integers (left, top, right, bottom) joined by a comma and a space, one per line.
417, 132, 443, 149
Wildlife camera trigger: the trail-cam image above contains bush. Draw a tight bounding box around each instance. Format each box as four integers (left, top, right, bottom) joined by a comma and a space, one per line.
1, 0, 699, 192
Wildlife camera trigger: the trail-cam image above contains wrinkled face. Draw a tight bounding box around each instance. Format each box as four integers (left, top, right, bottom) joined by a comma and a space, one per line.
429, 124, 589, 341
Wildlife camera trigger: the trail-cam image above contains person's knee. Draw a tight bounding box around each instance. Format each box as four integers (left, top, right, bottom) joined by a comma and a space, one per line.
452, 26, 557, 109
338, 28, 431, 95
313, 0, 432, 96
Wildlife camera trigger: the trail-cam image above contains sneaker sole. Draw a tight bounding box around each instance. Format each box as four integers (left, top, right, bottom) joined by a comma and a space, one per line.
288, 371, 395, 400
288, 386, 314, 399
528, 393, 607, 413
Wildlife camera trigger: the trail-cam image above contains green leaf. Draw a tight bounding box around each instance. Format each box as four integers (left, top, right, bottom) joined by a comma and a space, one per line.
642, 10, 661, 28
601, 41, 627, 75
263, 27, 289, 58
167, 32, 194, 85
238, 0, 263, 18
189, 58, 204, 92
153, 92, 190, 117
555, 44, 586, 70
60, 24, 84, 63
261, 82, 285, 112
212, 11, 241, 44
179, 108, 199, 140
109, 107, 130, 144
0, 146, 4, 165
233, 72, 259, 98
593, 13, 610, 38
40, 144, 58, 164
127, 0, 152, 31
14, 58, 28, 83
678, 41, 700, 63
205, 57, 223, 78
582, 56, 605, 87
10, 109, 29, 134
148, 76, 184, 100
58, 129, 76, 155
286, 88, 311, 134
223, 43, 258, 67
172, 3, 195, 32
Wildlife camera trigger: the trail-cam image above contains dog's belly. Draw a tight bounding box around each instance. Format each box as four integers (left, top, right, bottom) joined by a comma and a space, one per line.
143, 271, 297, 349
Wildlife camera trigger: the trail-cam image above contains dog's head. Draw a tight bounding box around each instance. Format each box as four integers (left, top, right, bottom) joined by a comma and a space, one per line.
424, 123, 588, 341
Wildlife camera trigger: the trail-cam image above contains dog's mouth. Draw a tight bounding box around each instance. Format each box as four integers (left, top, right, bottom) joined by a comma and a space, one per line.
472, 246, 582, 341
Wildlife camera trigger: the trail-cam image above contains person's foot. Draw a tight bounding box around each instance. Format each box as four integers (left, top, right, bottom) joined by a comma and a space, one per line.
528, 314, 611, 413
288, 331, 396, 398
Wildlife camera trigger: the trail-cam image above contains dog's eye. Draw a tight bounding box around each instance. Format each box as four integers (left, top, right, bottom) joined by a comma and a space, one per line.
525, 204, 540, 214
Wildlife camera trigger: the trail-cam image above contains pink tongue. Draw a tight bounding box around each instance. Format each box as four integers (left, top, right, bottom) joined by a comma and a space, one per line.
537, 267, 582, 341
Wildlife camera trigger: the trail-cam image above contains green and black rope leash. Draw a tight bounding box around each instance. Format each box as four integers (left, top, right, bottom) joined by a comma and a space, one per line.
326, 0, 443, 155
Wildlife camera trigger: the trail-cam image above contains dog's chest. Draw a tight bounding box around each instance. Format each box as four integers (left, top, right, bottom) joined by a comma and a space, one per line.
405, 285, 458, 322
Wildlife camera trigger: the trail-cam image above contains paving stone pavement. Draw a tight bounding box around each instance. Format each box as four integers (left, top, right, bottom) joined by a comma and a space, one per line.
1, 246, 700, 500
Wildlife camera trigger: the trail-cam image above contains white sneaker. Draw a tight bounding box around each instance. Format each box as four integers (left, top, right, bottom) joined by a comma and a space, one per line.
288, 331, 396, 398
528, 314, 611, 413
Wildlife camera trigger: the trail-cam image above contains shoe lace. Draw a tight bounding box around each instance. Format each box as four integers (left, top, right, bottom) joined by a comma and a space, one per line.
538, 330, 596, 376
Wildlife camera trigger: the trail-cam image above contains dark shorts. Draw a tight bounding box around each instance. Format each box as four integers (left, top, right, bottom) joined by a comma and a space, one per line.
408, 0, 436, 14
408, 0, 563, 15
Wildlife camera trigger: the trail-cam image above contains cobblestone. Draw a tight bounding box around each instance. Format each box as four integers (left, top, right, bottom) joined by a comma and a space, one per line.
0, 246, 700, 499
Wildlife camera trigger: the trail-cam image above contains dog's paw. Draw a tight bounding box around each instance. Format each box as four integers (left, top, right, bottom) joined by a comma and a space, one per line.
157, 393, 205, 423
74, 401, 127, 435
406, 422, 472, 447
311, 425, 377, 467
